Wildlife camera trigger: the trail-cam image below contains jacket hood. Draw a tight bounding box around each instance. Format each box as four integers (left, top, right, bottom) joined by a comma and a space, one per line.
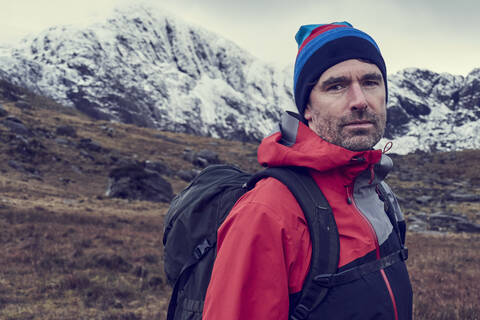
258, 112, 383, 175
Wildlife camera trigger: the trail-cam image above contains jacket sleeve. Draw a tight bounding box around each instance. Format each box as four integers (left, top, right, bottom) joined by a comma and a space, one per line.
202, 190, 311, 320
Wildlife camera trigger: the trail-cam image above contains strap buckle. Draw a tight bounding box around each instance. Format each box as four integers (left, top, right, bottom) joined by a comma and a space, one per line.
193, 238, 212, 259
290, 304, 310, 320
313, 273, 335, 288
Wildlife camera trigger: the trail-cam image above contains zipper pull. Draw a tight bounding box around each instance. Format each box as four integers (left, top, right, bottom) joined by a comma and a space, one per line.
345, 185, 353, 204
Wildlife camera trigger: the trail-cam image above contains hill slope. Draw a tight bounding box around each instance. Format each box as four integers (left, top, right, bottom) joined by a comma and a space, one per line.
0, 79, 479, 319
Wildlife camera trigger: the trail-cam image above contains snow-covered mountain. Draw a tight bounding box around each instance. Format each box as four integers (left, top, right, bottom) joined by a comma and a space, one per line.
381, 68, 480, 154
0, 4, 479, 154
0, 5, 294, 142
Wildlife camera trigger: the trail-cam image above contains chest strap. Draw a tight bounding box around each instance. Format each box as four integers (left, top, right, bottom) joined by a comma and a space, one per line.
313, 248, 408, 288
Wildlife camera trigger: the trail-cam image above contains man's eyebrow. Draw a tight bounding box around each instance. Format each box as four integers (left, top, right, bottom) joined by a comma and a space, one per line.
361, 72, 383, 82
318, 72, 383, 89
320, 76, 349, 89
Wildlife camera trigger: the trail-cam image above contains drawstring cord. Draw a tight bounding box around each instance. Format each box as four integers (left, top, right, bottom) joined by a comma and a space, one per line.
368, 164, 375, 185
347, 144, 389, 203
383, 141, 393, 154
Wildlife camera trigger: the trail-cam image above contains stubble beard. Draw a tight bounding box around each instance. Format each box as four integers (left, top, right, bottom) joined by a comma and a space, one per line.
311, 110, 386, 151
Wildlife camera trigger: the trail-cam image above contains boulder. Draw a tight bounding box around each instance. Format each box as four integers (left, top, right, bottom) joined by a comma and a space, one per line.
2, 116, 32, 136
415, 195, 433, 204
55, 137, 71, 146
195, 149, 220, 165
78, 138, 103, 152
182, 148, 220, 168
0, 104, 8, 117
177, 169, 200, 182
427, 212, 480, 233
144, 160, 172, 176
11, 136, 46, 161
56, 125, 77, 137
447, 193, 480, 202
456, 221, 480, 233
407, 216, 428, 232
100, 125, 115, 137
8, 159, 41, 177
106, 163, 173, 203
8, 160, 26, 172
15, 101, 32, 110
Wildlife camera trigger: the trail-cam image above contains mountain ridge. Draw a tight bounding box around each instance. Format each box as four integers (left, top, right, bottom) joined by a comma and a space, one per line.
0, 3, 478, 154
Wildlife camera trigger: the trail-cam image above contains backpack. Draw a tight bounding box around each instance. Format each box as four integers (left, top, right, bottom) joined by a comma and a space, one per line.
162, 164, 407, 320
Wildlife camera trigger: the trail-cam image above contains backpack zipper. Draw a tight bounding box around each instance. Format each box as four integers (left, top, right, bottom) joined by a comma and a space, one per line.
346, 184, 399, 320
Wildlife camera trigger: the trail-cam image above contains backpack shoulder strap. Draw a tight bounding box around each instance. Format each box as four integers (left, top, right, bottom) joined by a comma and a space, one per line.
248, 166, 339, 320
376, 182, 406, 246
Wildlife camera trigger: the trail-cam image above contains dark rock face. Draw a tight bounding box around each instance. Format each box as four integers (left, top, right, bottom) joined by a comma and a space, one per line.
385, 105, 410, 139
397, 96, 431, 118
106, 163, 173, 203
385, 68, 480, 153
0, 79, 24, 102
459, 69, 480, 111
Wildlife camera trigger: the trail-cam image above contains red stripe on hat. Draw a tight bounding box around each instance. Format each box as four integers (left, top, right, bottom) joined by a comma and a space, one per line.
297, 24, 349, 55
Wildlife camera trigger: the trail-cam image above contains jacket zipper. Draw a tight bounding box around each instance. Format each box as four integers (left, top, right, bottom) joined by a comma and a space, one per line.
346, 184, 399, 320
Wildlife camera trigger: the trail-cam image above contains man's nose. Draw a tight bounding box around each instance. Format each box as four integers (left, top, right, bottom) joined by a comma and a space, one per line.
348, 82, 368, 111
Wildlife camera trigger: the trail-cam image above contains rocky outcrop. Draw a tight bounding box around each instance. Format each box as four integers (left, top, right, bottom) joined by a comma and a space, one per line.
381, 68, 480, 154
408, 212, 480, 233
182, 148, 220, 168
106, 163, 173, 203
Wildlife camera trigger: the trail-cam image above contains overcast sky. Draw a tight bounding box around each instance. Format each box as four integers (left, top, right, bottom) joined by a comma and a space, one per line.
1, 0, 478, 76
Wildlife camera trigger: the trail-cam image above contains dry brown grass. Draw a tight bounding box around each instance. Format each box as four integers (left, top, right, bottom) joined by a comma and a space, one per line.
1, 197, 479, 320
407, 233, 480, 320
0, 202, 170, 319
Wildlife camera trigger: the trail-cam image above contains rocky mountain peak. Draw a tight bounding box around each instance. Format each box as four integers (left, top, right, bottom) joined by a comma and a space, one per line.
0, 4, 294, 143
0, 4, 478, 154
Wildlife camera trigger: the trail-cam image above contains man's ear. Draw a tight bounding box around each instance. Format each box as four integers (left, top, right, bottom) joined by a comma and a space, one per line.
304, 104, 312, 121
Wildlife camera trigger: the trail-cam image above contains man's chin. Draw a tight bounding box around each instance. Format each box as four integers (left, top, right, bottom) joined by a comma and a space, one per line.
339, 134, 380, 151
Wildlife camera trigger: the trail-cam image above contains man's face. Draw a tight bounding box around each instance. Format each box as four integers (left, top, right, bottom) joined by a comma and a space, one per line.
304, 59, 387, 151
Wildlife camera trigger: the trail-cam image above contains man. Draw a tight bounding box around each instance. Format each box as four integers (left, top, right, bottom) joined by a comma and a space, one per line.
203, 22, 413, 319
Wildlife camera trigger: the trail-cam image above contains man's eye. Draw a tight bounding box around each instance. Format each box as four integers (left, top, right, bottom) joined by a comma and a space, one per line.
326, 84, 344, 91
364, 80, 379, 87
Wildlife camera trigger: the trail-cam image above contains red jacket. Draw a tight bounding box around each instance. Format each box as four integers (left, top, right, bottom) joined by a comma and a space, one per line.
203, 114, 412, 319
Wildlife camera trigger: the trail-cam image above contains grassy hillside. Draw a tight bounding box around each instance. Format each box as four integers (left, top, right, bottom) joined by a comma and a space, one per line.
0, 80, 479, 319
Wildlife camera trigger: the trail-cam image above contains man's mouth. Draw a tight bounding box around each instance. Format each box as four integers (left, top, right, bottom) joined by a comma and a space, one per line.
343, 120, 375, 129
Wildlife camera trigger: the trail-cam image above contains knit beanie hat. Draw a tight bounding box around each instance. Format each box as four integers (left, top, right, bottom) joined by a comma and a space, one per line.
293, 22, 387, 117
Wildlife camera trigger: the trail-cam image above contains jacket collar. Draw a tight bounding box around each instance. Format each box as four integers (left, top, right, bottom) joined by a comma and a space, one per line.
258, 112, 386, 180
